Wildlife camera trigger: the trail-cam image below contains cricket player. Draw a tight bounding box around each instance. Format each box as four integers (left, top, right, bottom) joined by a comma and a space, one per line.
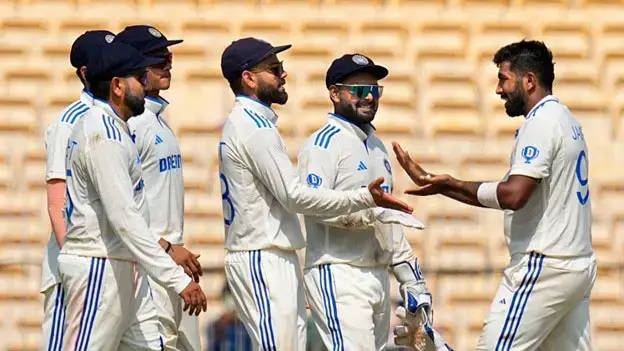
219, 38, 415, 350
40, 29, 115, 351
116, 25, 201, 351
298, 53, 453, 351
392, 40, 596, 350
59, 41, 207, 350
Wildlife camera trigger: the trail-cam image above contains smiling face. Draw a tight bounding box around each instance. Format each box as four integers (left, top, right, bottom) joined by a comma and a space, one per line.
330, 72, 381, 125
495, 61, 530, 117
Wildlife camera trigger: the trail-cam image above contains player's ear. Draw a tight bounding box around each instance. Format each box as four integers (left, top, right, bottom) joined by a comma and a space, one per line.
241, 71, 257, 91
111, 77, 124, 98
329, 86, 340, 104
524, 72, 537, 92
79, 66, 88, 81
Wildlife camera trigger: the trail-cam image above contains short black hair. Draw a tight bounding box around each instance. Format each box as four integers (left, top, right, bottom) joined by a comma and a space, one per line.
493, 40, 555, 91
228, 77, 244, 96
87, 78, 111, 101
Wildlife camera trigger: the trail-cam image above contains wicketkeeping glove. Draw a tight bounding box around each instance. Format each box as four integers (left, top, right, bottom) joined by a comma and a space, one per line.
373, 208, 425, 229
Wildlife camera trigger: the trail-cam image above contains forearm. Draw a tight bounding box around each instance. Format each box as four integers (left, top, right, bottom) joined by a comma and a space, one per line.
442, 179, 485, 208
46, 180, 67, 247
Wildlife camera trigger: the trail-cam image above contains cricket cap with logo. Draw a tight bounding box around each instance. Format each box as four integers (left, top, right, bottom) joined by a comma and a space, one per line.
325, 53, 388, 89
86, 42, 166, 81
70, 30, 116, 69
221, 37, 291, 82
114, 25, 183, 54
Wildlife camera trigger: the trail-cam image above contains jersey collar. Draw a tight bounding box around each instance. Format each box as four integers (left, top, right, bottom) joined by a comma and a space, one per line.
92, 98, 131, 135
235, 95, 278, 124
525, 95, 559, 119
328, 113, 375, 142
80, 89, 95, 107
145, 96, 169, 116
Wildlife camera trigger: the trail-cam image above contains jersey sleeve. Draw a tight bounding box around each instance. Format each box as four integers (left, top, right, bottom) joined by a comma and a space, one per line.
45, 123, 72, 181
241, 129, 375, 216
298, 141, 378, 230
129, 118, 156, 164
84, 136, 191, 294
509, 116, 561, 179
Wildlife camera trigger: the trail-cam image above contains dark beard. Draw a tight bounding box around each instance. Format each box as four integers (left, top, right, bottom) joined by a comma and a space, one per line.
335, 99, 377, 125
257, 79, 288, 105
125, 89, 145, 116
503, 81, 528, 117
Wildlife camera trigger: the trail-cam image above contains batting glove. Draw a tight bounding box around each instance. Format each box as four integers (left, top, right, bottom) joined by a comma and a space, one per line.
373, 208, 426, 229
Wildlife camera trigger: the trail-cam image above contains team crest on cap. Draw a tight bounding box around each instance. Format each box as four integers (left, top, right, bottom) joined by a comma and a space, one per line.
352, 54, 369, 65
148, 27, 162, 38
105, 34, 115, 43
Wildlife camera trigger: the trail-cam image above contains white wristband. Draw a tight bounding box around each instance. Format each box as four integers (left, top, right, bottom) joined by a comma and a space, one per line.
477, 181, 502, 210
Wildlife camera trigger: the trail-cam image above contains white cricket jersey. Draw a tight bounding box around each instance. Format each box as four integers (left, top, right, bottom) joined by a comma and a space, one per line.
299, 114, 414, 269
504, 95, 593, 258
218, 96, 376, 252
127, 96, 184, 245
40, 89, 94, 292
60, 99, 191, 294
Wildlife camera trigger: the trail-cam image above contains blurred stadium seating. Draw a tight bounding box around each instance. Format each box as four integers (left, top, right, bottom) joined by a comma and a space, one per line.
0, 0, 623, 349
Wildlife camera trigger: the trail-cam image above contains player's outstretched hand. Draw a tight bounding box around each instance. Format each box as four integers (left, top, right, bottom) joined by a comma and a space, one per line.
368, 177, 413, 214
404, 174, 455, 197
392, 142, 429, 186
179, 281, 208, 316
169, 245, 203, 282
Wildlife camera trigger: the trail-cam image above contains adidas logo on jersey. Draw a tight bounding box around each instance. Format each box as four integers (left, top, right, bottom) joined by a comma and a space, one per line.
357, 161, 368, 171
155, 135, 164, 145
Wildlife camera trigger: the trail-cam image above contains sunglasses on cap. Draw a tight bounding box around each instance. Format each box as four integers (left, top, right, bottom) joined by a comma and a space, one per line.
250, 61, 285, 77
334, 83, 384, 99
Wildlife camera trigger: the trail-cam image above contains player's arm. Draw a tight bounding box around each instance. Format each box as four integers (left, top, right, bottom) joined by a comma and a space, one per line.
45, 123, 71, 247
84, 135, 206, 314
298, 145, 423, 230
392, 120, 557, 211
131, 121, 203, 282
240, 129, 412, 215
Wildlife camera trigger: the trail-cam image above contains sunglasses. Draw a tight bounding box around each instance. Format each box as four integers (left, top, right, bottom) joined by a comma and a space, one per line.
151, 53, 173, 69
250, 61, 285, 77
126, 69, 148, 86
334, 83, 383, 99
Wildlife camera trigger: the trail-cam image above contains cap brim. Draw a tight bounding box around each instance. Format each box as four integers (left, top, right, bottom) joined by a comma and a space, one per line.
145, 39, 184, 54
270, 44, 291, 55
351, 65, 389, 81
133, 56, 167, 71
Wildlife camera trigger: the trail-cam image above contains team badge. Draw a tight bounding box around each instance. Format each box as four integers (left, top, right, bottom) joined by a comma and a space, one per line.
352, 54, 369, 65
384, 159, 392, 174
306, 173, 322, 188
521, 145, 539, 164
148, 27, 162, 38
105, 34, 115, 43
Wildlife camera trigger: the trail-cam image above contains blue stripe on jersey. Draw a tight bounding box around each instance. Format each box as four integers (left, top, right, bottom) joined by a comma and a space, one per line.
75, 258, 106, 351
314, 125, 332, 146
249, 251, 276, 350
61, 102, 84, 123
47, 284, 64, 351
109, 116, 121, 141
320, 264, 344, 351
323, 128, 341, 149
244, 108, 272, 129
69, 105, 90, 124
102, 115, 121, 142
495, 252, 544, 351
101, 115, 112, 140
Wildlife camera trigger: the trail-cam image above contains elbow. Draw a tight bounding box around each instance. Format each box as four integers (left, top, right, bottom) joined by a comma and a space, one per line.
499, 191, 530, 211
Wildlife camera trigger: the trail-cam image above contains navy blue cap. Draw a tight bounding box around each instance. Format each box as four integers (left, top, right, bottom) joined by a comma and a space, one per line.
114, 25, 183, 54
86, 42, 166, 81
221, 37, 291, 81
326, 54, 388, 88
70, 30, 116, 68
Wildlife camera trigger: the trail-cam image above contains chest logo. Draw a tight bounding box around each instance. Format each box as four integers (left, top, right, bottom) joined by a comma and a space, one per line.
521, 145, 539, 164
384, 159, 392, 174
155, 135, 164, 145
306, 173, 323, 189
357, 161, 368, 171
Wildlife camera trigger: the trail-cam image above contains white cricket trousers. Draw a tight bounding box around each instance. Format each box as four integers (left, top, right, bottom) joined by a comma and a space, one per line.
477, 251, 596, 351
40, 283, 66, 351
58, 254, 163, 351
147, 275, 201, 351
304, 263, 391, 351
225, 248, 307, 351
